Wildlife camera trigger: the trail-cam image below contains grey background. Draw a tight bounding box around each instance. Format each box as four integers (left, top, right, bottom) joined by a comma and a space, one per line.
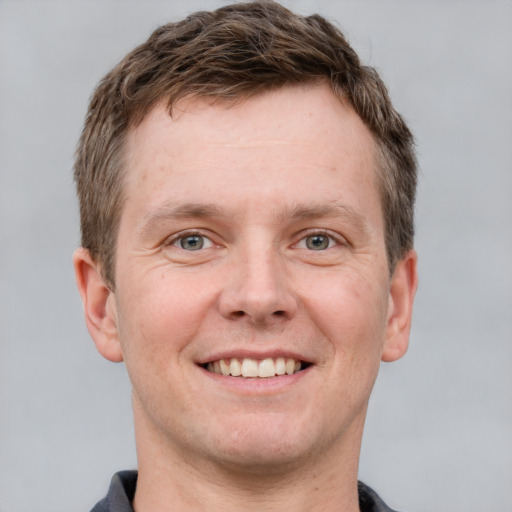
1, 1, 511, 511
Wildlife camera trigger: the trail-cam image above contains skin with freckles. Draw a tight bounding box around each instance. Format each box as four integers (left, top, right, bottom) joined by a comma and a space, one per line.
74, 83, 417, 512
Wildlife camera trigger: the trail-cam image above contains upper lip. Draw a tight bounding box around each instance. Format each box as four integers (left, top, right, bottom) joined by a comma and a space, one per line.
196, 349, 313, 365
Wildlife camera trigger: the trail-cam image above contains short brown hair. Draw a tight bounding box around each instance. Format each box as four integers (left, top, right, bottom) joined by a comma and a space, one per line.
74, 0, 416, 287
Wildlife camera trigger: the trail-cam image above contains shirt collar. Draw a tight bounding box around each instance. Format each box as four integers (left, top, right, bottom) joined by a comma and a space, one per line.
92, 470, 399, 512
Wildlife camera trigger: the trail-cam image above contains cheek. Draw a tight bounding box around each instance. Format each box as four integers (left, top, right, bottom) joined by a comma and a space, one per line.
303, 268, 389, 357
115, 269, 218, 363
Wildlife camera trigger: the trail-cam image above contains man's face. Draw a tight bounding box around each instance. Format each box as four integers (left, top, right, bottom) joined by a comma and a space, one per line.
88, 84, 415, 471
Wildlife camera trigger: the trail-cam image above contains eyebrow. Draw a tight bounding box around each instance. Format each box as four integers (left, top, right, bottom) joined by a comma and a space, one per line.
274, 202, 365, 224
275, 201, 371, 235
137, 202, 227, 236
137, 200, 369, 236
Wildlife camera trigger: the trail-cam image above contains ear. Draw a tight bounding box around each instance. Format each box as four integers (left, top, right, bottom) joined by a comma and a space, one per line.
73, 248, 124, 362
381, 249, 418, 362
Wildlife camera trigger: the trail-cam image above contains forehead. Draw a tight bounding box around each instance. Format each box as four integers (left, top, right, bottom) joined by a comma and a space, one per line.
130, 85, 373, 152
122, 84, 381, 227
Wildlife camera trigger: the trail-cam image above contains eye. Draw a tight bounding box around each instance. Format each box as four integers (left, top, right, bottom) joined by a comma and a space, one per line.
173, 234, 213, 251
298, 233, 337, 251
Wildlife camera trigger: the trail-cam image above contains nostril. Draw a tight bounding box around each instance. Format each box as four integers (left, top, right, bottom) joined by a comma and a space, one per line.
233, 311, 245, 318
273, 310, 285, 316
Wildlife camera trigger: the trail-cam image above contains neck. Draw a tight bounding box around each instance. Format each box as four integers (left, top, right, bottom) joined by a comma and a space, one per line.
131, 405, 365, 512
134, 453, 361, 512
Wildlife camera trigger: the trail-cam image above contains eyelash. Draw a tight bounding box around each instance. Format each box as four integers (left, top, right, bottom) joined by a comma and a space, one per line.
294, 230, 344, 251
165, 231, 214, 250
165, 229, 344, 252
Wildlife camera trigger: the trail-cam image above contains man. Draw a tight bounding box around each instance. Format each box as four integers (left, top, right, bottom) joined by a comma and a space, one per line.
73, 2, 418, 511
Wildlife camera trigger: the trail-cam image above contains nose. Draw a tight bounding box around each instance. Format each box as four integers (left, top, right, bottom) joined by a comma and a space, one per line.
218, 245, 298, 325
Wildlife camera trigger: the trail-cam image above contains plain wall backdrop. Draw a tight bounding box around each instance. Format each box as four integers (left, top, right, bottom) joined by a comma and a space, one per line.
1, 1, 511, 511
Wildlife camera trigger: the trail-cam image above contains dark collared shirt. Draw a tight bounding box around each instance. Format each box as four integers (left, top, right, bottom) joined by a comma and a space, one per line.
91, 470, 401, 512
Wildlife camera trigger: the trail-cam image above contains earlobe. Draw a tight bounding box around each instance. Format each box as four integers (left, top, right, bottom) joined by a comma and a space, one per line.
73, 248, 124, 363
382, 250, 418, 363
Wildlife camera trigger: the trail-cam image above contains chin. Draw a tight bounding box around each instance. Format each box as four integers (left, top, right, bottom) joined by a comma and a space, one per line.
208, 442, 308, 476
196, 416, 333, 475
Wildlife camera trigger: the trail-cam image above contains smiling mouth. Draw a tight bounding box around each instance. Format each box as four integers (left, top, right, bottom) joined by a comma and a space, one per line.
203, 357, 310, 378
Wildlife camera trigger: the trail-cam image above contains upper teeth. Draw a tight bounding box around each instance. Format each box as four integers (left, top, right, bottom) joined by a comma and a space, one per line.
206, 357, 302, 378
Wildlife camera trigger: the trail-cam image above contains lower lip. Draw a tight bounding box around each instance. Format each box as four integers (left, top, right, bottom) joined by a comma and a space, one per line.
199, 365, 312, 395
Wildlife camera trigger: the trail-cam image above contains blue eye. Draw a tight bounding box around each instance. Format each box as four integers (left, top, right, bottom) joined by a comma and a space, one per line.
174, 234, 213, 251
